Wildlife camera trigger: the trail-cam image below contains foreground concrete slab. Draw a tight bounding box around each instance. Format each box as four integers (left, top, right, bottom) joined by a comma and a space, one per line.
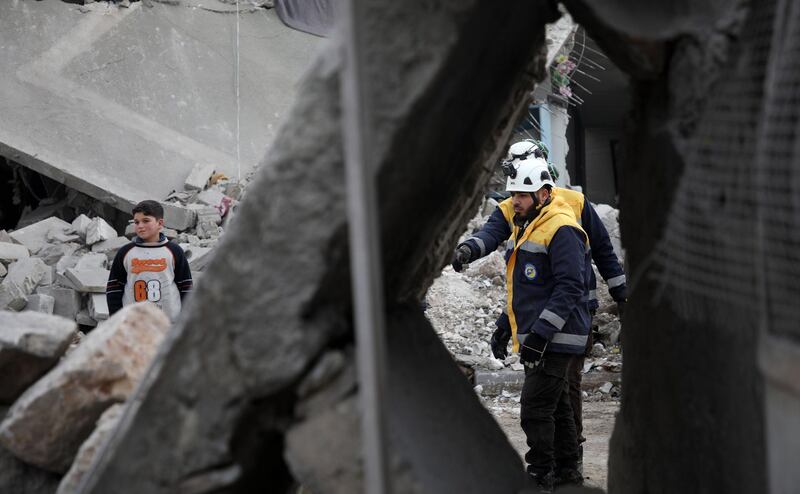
0, 311, 77, 404
0, 1, 320, 213
0, 242, 29, 263
0, 303, 170, 473
77, 0, 555, 491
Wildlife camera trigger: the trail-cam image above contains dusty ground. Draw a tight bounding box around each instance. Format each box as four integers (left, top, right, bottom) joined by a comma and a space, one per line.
491, 401, 619, 491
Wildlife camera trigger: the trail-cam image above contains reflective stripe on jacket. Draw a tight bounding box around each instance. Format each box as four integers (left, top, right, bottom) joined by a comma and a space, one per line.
464, 196, 592, 355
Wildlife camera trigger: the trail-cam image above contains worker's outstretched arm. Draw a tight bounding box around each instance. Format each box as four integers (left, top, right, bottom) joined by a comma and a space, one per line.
452, 207, 511, 271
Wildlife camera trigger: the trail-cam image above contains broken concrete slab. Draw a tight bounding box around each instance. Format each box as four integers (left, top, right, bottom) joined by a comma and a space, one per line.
184, 163, 216, 191
46, 228, 80, 244
89, 294, 109, 321
0, 242, 30, 263
0, 284, 28, 312
0, 264, 6, 278
72, 214, 92, 241
75, 254, 108, 272
85, 218, 117, 246
56, 255, 81, 275
76, 310, 98, 329
179, 244, 214, 272
0, 231, 13, 244
57, 404, 124, 494
9, 218, 72, 253
35, 242, 80, 266
0, 2, 319, 214
160, 202, 197, 232
0, 303, 170, 473
0, 311, 77, 404
36, 286, 82, 320
64, 268, 109, 294
23, 294, 55, 315
196, 189, 227, 209
91, 236, 129, 261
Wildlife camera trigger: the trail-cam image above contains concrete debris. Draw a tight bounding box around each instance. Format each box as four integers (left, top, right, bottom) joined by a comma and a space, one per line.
23, 294, 55, 315
85, 218, 118, 246
0, 311, 77, 404
0, 242, 30, 263
57, 403, 124, 494
9, 217, 73, 253
71, 215, 92, 241
74, 254, 107, 271
0, 303, 171, 473
180, 244, 214, 272
90, 236, 129, 261
76, 310, 98, 328
0, 283, 28, 312
0, 263, 6, 278
184, 163, 216, 191
64, 268, 109, 294
593, 203, 623, 263
0, 258, 50, 311
161, 201, 197, 232
88, 294, 109, 321
599, 382, 614, 394
35, 286, 81, 320
36, 242, 80, 266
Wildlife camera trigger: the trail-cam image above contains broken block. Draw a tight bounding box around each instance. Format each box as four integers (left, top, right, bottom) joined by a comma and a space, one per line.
23, 294, 55, 315
0, 303, 170, 472
0, 242, 30, 263
71, 214, 92, 241
46, 229, 80, 244
75, 253, 108, 271
0, 311, 77, 404
35, 242, 80, 266
85, 218, 118, 246
39, 266, 55, 287
34, 286, 81, 320
196, 188, 227, 209
183, 163, 216, 191
160, 202, 197, 231
89, 294, 109, 321
179, 244, 214, 272
55, 255, 81, 275
4, 257, 49, 292
64, 268, 109, 294
0, 284, 27, 311
9, 218, 72, 253
91, 236, 130, 261
0, 264, 6, 278
76, 310, 98, 328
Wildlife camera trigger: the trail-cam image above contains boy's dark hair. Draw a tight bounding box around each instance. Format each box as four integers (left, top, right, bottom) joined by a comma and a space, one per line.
132, 200, 164, 219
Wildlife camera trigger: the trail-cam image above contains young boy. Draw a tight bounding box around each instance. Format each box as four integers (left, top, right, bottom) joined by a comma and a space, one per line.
106, 200, 193, 321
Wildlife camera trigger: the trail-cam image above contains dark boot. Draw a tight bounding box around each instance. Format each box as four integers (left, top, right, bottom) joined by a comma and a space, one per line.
554, 467, 584, 487
528, 470, 555, 493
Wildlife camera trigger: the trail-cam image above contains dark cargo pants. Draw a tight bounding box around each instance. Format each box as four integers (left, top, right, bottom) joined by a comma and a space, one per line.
520, 352, 579, 475
566, 331, 593, 445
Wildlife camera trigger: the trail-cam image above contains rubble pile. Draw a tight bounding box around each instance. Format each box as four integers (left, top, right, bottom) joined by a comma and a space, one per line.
0, 164, 246, 328
425, 200, 625, 410
0, 304, 168, 493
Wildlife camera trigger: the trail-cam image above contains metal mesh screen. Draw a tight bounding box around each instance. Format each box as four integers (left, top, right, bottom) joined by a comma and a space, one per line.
653, 0, 800, 339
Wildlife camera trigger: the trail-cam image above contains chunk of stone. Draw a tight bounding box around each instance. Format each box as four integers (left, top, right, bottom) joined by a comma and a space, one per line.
196, 188, 227, 209
9, 218, 72, 253
35, 242, 80, 266
0, 230, 13, 243
0, 311, 77, 403
75, 254, 107, 271
91, 236, 129, 261
0, 303, 170, 473
46, 228, 80, 244
0, 263, 6, 278
180, 244, 214, 272
23, 294, 55, 314
56, 255, 81, 275
160, 202, 197, 231
85, 218, 118, 246
184, 163, 216, 191
599, 382, 613, 394
76, 310, 98, 328
57, 404, 124, 494
64, 268, 109, 293
36, 286, 81, 320
0, 242, 30, 263
0, 283, 27, 311
89, 294, 109, 321
71, 214, 92, 241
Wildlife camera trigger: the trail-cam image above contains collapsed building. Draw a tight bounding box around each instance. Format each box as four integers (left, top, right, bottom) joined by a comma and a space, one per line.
1, 0, 800, 493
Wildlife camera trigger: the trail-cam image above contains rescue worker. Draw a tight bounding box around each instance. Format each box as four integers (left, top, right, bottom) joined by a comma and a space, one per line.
452, 157, 591, 491
498, 140, 627, 465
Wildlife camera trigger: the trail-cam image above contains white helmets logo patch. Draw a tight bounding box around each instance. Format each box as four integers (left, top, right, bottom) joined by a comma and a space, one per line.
524, 263, 537, 280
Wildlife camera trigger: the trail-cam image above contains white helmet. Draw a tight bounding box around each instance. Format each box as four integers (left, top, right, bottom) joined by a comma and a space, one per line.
507, 139, 547, 160
505, 157, 555, 193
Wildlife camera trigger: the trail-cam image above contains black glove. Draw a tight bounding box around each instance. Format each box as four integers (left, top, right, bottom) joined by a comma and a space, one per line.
615, 299, 626, 318
520, 333, 548, 368
490, 323, 511, 360
451, 245, 473, 272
